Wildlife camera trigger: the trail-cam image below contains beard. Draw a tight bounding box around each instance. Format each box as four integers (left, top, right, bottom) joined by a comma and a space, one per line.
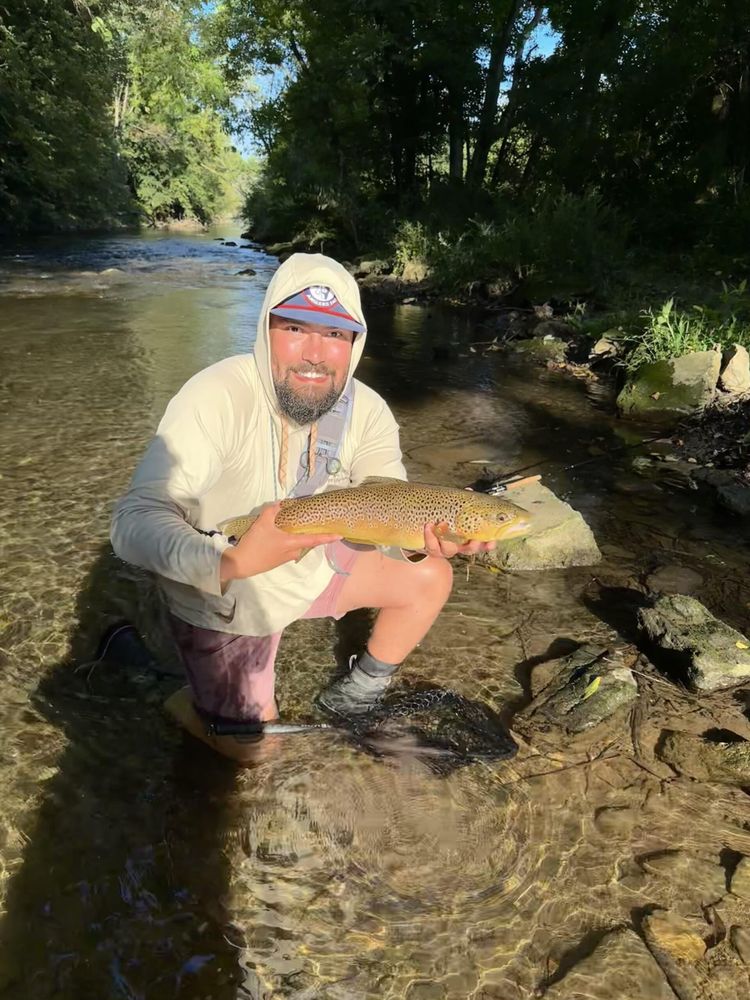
273, 368, 345, 425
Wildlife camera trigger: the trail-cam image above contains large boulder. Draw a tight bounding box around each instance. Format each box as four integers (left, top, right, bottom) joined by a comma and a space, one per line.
638, 594, 750, 691
719, 343, 750, 394
616, 350, 721, 426
484, 479, 601, 570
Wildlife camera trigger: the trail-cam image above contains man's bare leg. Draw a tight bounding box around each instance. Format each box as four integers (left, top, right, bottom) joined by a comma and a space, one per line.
333, 548, 453, 661
315, 548, 453, 715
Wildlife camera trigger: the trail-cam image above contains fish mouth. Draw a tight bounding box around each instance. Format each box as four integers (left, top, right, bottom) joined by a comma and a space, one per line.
495, 517, 532, 540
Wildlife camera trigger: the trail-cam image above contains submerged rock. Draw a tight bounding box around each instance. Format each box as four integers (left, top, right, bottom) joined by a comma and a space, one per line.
638, 594, 750, 691
510, 335, 567, 363
640, 850, 726, 903
731, 925, 750, 965
593, 805, 637, 837
731, 857, 750, 899
544, 927, 675, 1000
236, 267, 257, 277
643, 910, 706, 963
641, 911, 705, 1000
645, 564, 703, 595
719, 344, 750, 394
517, 645, 637, 735
482, 479, 601, 570
658, 730, 750, 785
617, 350, 721, 426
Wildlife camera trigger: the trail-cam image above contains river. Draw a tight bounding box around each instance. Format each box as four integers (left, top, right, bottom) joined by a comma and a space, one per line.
0, 230, 749, 999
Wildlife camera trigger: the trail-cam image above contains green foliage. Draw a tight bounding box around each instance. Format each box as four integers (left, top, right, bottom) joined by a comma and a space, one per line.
388, 190, 629, 298
0, 0, 131, 233
224, 0, 750, 295
0, 0, 250, 233
498, 191, 630, 289
111, 1, 245, 225
393, 222, 432, 274
623, 298, 750, 374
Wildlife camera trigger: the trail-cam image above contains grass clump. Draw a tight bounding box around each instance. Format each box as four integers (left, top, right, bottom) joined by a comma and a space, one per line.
623, 293, 750, 374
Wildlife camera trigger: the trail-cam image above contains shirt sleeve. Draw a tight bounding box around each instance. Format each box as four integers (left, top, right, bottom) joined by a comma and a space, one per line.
110, 377, 233, 597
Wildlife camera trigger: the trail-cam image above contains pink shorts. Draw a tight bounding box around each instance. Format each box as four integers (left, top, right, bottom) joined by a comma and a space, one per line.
169, 541, 361, 722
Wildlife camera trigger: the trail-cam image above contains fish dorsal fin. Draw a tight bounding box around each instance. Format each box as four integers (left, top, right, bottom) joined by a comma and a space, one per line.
359, 476, 407, 486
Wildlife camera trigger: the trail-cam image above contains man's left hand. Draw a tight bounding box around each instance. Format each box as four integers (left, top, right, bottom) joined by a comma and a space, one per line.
422, 522, 497, 559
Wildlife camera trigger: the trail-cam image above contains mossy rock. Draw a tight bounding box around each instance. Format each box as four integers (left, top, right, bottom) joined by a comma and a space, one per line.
482, 479, 601, 570
617, 350, 721, 427
510, 335, 567, 363
638, 593, 750, 691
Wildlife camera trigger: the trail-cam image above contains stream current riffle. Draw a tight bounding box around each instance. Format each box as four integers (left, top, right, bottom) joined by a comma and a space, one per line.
0, 231, 748, 999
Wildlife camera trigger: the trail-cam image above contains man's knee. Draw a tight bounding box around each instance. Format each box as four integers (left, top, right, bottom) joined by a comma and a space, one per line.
409, 554, 453, 603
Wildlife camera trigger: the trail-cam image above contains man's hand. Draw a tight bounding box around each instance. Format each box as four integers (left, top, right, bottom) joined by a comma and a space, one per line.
422, 522, 496, 560
220, 502, 341, 584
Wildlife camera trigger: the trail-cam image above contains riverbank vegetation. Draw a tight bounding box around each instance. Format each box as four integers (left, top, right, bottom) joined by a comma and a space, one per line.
223, 0, 750, 356
0, 0, 250, 233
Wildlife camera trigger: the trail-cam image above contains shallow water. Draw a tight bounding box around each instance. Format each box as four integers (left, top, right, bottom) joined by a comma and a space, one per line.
1, 231, 749, 999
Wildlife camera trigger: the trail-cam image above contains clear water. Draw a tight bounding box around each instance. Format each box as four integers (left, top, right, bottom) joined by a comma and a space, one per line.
1, 231, 749, 999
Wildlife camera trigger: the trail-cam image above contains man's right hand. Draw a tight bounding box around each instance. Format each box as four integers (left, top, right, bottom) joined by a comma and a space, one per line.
219, 502, 342, 584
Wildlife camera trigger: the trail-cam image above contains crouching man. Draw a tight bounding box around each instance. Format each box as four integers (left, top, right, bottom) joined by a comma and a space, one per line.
111, 253, 493, 762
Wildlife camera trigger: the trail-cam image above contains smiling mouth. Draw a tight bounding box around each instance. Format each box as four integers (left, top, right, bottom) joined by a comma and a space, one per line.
291, 368, 332, 383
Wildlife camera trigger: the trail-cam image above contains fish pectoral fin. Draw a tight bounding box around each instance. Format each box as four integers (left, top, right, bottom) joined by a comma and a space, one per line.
433, 523, 463, 544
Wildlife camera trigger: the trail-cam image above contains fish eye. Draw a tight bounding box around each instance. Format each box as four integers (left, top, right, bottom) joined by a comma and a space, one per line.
496, 512, 509, 522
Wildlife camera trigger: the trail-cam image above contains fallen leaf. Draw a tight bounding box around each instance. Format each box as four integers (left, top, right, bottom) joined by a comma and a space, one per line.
582, 675, 601, 701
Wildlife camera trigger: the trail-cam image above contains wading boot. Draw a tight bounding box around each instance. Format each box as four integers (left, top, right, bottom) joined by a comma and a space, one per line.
316, 652, 398, 719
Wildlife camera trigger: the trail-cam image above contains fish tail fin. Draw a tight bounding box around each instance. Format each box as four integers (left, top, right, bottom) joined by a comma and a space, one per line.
217, 514, 258, 543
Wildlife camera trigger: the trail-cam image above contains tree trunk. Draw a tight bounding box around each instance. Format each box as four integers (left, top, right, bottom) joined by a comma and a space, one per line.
449, 115, 464, 180
488, 4, 543, 187
466, 0, 524, 188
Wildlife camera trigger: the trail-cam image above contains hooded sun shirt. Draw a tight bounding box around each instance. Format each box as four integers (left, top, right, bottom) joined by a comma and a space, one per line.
110, 253, 407, 635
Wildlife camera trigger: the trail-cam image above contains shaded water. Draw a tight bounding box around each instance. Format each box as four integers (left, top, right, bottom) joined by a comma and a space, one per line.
1, 231, 749, 998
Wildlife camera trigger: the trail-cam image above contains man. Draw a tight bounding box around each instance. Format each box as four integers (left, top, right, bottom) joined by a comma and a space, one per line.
111, 253, 494, 762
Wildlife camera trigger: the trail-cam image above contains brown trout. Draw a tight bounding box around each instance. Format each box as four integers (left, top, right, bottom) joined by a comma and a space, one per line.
218, 477, 531, 549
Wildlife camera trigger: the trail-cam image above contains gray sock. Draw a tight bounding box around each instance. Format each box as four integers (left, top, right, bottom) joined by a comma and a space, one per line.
356, 649, 401, 678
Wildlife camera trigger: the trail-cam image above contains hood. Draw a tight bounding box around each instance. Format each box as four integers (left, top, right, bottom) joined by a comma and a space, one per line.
253, 253, 368, 415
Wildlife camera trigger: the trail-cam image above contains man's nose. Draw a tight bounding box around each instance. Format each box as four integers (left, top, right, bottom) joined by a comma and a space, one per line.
301, 332, 325, 364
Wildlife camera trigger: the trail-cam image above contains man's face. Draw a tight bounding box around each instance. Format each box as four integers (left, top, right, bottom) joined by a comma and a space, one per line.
269, 314, 355, 425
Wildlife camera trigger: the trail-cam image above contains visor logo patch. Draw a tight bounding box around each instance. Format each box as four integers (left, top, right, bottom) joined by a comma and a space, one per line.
306, 285, 337, 307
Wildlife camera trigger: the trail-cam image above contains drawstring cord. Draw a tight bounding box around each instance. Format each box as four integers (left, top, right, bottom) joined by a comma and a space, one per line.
270, 413, 319, 497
